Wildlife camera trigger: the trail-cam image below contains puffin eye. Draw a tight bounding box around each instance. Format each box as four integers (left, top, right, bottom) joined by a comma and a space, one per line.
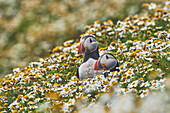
89, 38, 93, 43
106, 55, 109, 59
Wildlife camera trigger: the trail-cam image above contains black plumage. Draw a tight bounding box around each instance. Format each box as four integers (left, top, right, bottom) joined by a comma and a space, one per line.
83, 47, 99, 62
76, 67, 79, 79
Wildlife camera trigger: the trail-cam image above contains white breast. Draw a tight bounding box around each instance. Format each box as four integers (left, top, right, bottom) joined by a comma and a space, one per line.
79, 58, 104, 80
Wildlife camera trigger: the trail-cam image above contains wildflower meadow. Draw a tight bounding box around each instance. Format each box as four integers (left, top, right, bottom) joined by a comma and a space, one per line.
0, 1, 170, 113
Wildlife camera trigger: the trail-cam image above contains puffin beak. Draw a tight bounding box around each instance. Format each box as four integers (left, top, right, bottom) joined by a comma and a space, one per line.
78, 42, 82, 54
94, 60, 98, 70
85, 46, 88, 50
101, 63, 105, 67
94, 60, 102, 70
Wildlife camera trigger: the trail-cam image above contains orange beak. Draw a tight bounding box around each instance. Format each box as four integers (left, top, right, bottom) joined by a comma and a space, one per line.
78, 42, 82, 54
94, 60, 98, 70
85, 46, 88, 50
101, 63, 105, 67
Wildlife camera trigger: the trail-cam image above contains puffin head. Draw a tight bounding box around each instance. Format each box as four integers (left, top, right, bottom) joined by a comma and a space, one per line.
94, 53, 118, 70
78, 35, 98, 54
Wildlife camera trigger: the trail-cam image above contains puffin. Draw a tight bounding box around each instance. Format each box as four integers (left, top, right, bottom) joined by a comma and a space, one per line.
94, 53, 120, 73
77, 53, 119, 80
77, 35, 100, 80
78, 35, 99, 62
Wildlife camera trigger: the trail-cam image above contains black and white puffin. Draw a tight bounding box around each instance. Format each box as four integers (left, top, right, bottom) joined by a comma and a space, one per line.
77, 53, 119, 80
94, 53, 120, 73
78, 35, 99, 62
77, 35, 100, 80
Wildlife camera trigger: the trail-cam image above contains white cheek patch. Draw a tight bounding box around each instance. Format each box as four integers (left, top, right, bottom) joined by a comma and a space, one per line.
100, 56, 106, 65
100, 54, 117, 70
106, 59, 117, 69
84, 38, 98, 52
88, 42, 98, 52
